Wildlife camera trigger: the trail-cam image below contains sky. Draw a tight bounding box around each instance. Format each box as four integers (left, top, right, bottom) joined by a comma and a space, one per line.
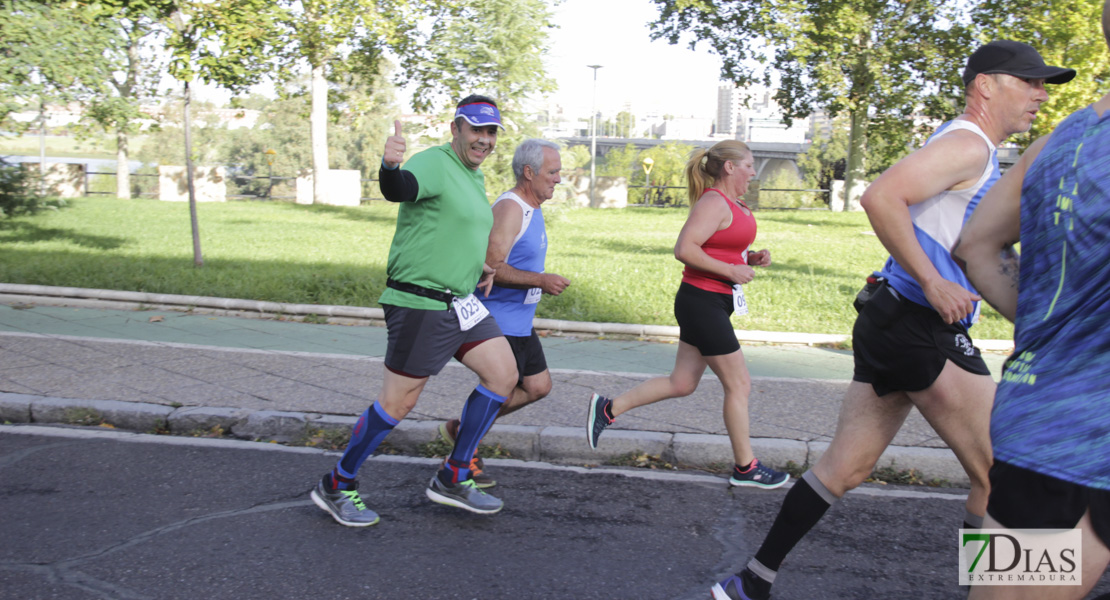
543, 0, 725, 121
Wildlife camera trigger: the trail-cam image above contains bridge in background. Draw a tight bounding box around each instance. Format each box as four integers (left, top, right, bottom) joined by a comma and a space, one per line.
558, 136, 1020, 180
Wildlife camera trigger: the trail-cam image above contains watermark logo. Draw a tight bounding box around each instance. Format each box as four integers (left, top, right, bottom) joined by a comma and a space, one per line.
960, 529, 1081, 586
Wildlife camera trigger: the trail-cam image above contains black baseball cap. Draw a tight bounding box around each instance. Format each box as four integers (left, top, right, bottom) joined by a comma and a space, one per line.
962, 40, 1076, 86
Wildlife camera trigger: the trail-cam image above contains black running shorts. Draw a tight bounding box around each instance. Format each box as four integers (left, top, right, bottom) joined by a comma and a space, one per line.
852, 283, 990, 396
987, 460, 1110, 547
674, 281, 741, 357
382, 303, 503, 377
505, 328, 548, 385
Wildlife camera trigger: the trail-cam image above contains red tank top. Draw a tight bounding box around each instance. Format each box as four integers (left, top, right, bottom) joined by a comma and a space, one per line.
681, 188, 757, 294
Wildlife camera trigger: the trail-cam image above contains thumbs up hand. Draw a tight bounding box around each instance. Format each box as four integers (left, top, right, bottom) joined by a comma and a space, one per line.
383, 119, 406, 169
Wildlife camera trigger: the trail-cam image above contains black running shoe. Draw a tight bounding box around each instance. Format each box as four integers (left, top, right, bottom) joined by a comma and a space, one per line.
711, 569, 770, 600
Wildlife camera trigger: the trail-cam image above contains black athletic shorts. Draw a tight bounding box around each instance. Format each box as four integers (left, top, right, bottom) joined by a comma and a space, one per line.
987, 460, 1110, 547
674, 281, 740, 357
852, 282, 990, 396
382, 303, 503, 378
505, 328, 548, 386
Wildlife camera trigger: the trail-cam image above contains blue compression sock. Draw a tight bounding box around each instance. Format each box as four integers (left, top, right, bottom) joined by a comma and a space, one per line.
331, 402, 398, 490
440, 385, 506, 484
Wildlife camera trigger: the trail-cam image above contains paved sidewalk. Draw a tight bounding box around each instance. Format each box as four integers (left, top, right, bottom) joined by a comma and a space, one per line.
0, 300, 1009, 486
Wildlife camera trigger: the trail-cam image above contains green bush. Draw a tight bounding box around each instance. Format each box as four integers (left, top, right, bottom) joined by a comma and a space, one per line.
0, 158, 37, 217
0, 159, 68, 217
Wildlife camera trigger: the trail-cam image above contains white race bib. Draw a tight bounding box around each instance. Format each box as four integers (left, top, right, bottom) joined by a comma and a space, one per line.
452, 294, 490, 331
732, 284, 749, 316
524, 287, 542, 305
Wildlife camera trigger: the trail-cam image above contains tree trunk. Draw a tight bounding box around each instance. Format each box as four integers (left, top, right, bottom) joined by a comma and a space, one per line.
310, 62, 328, 205
842, 107, 868, 212
116, 127, 130, 199
184, 81, 203, 267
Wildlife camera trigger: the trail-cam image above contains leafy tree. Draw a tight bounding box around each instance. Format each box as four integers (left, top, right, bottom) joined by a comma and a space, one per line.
270, 0, 422, 205
0, 1, 102, 129
561, 145, 591, 172
650, 0, 972, 211
0, 0, 105, 196
971, 0, 1110, 147
601, 110, 637, 138
597, 141, 692, 205
164, 0, 281, 266
77, 0, 175, 200
400, 0, 558, 199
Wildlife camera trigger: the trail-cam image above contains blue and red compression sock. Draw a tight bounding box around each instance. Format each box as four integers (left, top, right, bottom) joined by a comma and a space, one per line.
329, 402, 398, 491
438, 385, 506, 485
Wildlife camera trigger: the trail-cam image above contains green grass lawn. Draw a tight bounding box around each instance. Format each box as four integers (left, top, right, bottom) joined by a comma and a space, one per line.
0, 197, 1015, 339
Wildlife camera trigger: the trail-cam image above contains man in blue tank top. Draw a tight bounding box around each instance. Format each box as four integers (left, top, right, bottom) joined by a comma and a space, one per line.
712, 41, 1075, 600
437, 139, 571, 488
954, 5, 1110, 596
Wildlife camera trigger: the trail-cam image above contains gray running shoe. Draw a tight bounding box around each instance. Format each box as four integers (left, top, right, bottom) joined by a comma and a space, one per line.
310, 477, 380, 527
586, 393, 614, 449
425, 474, 503, 514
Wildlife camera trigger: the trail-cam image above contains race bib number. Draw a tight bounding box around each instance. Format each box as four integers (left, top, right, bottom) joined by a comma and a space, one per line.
732, 284, 749, 316
524, 287, 542, 305
452, 294, 489, 331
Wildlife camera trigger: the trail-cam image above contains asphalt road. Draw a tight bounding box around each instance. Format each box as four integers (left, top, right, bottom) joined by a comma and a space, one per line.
3, 425, 1109, 600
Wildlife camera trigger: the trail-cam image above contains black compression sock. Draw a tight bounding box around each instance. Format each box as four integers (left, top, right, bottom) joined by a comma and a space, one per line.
753, 471, 837, 572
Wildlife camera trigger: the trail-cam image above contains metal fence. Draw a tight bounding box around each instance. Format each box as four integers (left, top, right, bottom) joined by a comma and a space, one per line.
629, 185, 832, 209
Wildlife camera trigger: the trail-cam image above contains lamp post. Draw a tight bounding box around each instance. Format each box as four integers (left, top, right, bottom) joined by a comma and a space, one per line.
641, 156, 654, 204
587, 64, 602, 206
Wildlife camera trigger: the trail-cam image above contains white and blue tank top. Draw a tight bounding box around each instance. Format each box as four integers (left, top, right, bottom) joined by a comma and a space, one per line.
481, 191, 548, 337
877, 119, 999, 329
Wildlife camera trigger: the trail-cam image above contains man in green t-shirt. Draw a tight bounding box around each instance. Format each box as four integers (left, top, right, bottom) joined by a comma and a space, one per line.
310, 95, 518, 526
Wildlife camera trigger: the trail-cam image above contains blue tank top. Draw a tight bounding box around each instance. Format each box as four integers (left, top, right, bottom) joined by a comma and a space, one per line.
990, 105, 1110, 490
480, 191, 547, 337
877, 120, 998, 329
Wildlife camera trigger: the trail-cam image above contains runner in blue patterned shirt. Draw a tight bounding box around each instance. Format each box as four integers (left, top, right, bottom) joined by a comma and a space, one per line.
954, 5, 1110, 596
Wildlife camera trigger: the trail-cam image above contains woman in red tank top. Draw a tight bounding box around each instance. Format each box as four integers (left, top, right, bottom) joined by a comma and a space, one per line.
587, 140, 789, 490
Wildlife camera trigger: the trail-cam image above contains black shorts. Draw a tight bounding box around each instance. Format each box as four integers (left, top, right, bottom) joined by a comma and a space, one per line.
505, 328, 548, 386
382, 304, 503, 378
987, 460, 1110, 547
852, 283, 990, 396
674, 281, 740, 357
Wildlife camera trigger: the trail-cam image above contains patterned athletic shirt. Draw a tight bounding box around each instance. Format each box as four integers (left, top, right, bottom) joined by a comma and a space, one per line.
991, 106, 1110, 491
878, 120, 999, 329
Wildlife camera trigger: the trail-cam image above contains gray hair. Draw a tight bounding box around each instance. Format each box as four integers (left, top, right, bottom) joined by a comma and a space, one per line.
512, 138, 561, 180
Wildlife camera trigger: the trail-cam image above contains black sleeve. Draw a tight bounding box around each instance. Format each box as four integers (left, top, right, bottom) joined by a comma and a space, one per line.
378, 165, 419, 203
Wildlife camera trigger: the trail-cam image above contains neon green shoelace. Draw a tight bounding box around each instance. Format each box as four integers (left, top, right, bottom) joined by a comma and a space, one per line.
342, 489, 368, 510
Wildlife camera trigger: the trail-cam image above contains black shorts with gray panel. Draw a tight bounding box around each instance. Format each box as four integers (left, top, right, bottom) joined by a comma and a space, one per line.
382, 304, 503, 378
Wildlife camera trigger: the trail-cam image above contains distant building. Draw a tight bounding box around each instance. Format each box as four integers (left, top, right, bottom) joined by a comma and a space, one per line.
716, 84, 809, 144
653, 117, 714, 140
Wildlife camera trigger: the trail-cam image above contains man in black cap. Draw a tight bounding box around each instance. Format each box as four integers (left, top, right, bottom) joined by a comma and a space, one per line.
710, 41, 1074, 600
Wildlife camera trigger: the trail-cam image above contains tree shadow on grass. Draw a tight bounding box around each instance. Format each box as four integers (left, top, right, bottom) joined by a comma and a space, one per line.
285, 202, 399, 225
0, 221, 127, 250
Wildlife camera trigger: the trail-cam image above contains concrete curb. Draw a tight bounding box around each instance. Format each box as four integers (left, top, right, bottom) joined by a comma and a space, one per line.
0, 392, 970, 486
0, 283, 1012, 351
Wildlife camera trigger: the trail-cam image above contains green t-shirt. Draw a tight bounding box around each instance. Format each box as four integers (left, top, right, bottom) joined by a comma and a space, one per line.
378, 143, 492, 310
